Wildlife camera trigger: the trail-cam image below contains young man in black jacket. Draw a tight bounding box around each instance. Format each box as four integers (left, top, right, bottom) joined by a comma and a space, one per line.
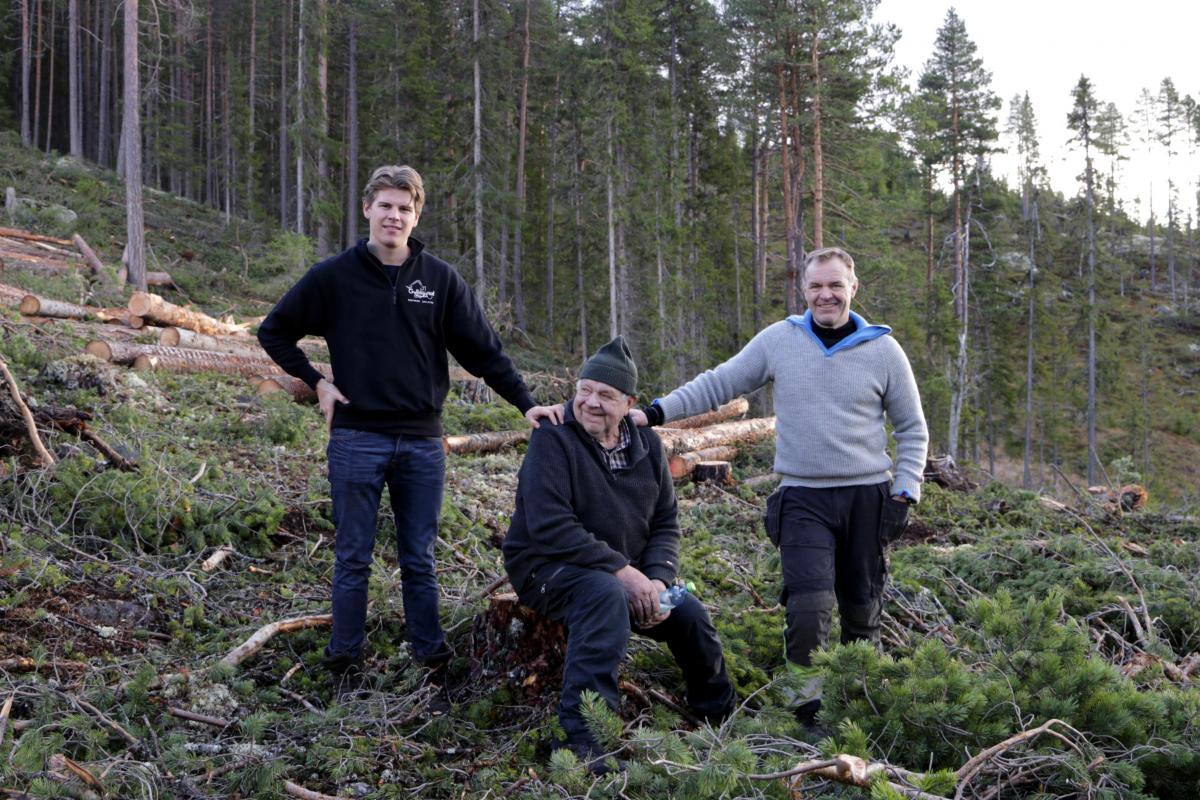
503, 337, 735, 773
258, 165, 560, 688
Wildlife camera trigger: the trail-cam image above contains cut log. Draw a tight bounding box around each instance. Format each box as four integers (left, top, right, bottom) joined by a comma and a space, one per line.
72, 234, 108, 280
656, 416, 776, 457
668, 398, 750, 429
0, 282, 28, 306
669, 446, 739, 479
444, 428, 531, 455
255, 374, 318, 403
160, 326, 326, 359
22, 295, 88, 318
0, 254, 78, 276
128, 292, 246, 336
692, 461, 733, 485
86, 340, 332, 380
0, 227, 76, 246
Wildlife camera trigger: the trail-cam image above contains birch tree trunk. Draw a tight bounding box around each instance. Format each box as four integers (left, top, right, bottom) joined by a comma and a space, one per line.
123, 0, 146, 291
343, 17, 358, 248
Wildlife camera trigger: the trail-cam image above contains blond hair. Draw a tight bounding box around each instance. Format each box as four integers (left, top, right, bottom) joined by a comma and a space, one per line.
803, 246, 857, 283
361, 165, 425, 214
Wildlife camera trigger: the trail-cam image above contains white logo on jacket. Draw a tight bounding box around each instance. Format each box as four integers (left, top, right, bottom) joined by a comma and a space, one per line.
406, 280, 436, 304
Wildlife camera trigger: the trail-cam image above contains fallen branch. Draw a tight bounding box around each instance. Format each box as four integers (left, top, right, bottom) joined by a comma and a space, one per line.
283, 781, 351, 800
166, 706, 237, 730
619, 680, 701, 727
954, 718, 1076, 798
0, 657, 90, 673
218, 613, 333, 669
200, 546, 236, 573
0, 693, 12, 748
0, 357, 56, 467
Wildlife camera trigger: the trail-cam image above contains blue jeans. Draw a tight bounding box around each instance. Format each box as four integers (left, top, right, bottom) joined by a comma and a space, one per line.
325, 429, 446, 661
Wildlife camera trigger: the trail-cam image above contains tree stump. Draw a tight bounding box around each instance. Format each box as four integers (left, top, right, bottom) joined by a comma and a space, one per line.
472, 592, 566, 696
924, 454, 977, 492
692, 461, 733, 485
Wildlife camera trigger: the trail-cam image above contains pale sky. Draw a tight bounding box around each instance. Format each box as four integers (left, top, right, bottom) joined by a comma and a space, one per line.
876, 0, 1200, 223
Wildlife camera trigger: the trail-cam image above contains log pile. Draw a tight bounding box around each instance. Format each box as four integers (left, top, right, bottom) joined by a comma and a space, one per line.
0, 233, 83, 276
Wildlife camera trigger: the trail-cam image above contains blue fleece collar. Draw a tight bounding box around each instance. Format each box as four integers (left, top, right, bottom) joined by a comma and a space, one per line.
786, 310, 891, 357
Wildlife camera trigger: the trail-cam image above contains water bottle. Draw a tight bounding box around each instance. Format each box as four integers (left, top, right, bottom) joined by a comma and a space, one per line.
658, 583, 690, 615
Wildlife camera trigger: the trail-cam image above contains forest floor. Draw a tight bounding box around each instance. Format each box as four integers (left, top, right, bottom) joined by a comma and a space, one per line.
2, 138, 1200, 799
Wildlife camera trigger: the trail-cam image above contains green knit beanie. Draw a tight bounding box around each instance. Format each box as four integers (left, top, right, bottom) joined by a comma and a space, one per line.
580, 335, 638, 396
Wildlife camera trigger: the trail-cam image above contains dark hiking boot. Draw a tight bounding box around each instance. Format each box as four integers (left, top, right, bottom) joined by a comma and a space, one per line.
793, 698, 831, 738
324, 654, 367, 703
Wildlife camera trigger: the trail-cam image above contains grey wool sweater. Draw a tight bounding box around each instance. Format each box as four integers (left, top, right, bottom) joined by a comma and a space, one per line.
657, 311, 929, 501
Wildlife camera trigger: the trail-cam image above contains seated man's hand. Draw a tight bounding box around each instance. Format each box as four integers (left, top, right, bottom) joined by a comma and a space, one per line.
525, 404, 564, 428
616, 565, 666, 627
638, 579, 670, 628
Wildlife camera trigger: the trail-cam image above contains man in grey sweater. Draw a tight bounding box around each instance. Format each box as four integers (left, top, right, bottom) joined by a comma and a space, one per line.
637, 246, 928, 725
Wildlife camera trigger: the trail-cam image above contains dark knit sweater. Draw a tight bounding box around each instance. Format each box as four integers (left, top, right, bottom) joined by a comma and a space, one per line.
257, 238, 534, 436
502, 405, 680, 592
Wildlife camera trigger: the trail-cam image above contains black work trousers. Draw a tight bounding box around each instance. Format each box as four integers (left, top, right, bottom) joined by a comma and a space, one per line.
766, 481, 906, 667
515, 563, 735, 743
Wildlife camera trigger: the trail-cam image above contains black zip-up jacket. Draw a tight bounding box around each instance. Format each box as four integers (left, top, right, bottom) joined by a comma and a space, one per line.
257, 238, 534, 436
502, 404, 680, 593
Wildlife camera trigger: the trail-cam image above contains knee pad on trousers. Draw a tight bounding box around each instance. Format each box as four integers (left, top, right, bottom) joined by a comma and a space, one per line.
784, 590, 836, 667
839, 600, 882, 645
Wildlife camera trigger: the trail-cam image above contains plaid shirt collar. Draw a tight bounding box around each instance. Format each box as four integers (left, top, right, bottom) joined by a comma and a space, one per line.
595, 417, 632, 472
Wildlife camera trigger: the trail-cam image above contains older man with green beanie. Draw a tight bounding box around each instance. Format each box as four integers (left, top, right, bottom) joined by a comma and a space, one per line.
503, 336, 735, 773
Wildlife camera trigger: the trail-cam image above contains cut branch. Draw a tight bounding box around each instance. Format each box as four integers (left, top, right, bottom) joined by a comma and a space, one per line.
218, 613, 333, 669
0, 357, 55, 467
283, 781, 351, 800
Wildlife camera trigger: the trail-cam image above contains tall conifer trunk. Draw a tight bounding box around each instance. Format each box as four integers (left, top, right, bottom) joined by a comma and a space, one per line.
316, 0, 330, 256
21, 0, 32, 145
68, 0, 82, 157
344, 17, 358, 248
295, 0, 306, 235
98, 0, 112, 166
472, 0, 484, 299
278, 0, 289, 226
511, 0, 531, 331
123, 0, 146, 291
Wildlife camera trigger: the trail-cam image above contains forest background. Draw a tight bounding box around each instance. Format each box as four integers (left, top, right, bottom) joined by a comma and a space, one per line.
2, 0, 1199, 503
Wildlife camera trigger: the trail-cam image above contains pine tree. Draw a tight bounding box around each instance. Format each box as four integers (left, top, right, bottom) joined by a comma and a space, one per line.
1067, 75, 1101, 485
916, 8, 999, 460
